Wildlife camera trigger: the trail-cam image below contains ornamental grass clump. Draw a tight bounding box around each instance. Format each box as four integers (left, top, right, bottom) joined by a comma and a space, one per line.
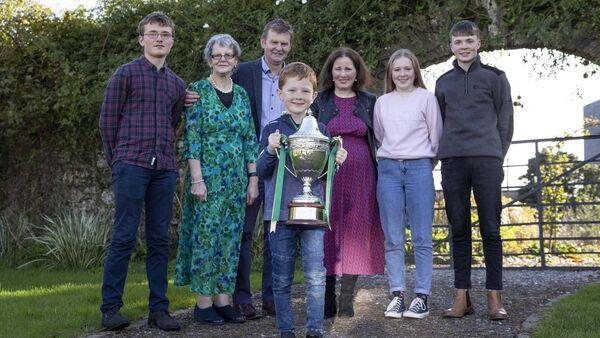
0, 212, 33, 267
26, 210, 112, 270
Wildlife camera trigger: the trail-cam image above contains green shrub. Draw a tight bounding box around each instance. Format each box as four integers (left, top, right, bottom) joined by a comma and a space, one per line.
25, 210, 112, 269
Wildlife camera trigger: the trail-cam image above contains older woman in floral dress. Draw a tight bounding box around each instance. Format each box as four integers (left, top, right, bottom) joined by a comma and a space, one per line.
174, 34, 258, 325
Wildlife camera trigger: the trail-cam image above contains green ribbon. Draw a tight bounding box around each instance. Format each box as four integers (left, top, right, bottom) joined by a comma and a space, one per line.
270, 134, 288, 232
269, 136, 339, 233
324, 139, 340, 226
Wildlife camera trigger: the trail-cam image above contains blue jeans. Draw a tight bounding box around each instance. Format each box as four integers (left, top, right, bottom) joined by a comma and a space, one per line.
101, 161, 178, 313
269, 223, 325, 334
377, 158, 434, 295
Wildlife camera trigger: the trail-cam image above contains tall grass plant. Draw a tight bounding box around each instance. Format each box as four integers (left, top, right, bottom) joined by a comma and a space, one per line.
0, 211, 34, 267
25, 210, 112, 269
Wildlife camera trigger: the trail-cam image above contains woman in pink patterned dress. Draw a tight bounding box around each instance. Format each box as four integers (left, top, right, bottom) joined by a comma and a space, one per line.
311, 47, 385, 318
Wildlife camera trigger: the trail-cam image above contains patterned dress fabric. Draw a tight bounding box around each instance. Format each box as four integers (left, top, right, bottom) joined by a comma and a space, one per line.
174, 79, 258, 295
323, 95, 385, 276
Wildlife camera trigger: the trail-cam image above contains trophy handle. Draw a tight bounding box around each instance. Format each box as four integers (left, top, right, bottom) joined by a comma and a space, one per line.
317, 137, 342, 179
274, 135, 297, 178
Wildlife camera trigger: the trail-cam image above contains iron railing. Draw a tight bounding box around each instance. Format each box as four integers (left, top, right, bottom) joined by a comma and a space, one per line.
429, 135, 600, 268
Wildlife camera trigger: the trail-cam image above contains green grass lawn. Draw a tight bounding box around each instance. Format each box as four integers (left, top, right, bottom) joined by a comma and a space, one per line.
534, 282, 600, 338
0, 262, 303, 338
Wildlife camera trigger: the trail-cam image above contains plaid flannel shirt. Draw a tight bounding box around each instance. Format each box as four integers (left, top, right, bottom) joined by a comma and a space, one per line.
99, 55, 186, 171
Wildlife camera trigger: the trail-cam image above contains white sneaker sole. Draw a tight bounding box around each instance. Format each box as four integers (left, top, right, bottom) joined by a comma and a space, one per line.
403, 311, 429, 319
384, 311, 403, 318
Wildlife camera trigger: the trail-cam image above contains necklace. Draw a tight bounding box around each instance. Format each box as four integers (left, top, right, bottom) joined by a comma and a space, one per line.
209, 74, 233, 93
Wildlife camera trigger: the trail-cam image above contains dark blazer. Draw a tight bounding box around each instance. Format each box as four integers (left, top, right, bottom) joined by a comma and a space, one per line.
310, 89, 378, 165
232, 58, 263, 138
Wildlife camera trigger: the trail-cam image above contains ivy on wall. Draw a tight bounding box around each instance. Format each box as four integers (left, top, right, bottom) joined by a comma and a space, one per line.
1, 0, 599, 212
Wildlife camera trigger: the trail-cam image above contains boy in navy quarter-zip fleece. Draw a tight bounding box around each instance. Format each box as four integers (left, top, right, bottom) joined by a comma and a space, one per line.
257, 62, 347, 338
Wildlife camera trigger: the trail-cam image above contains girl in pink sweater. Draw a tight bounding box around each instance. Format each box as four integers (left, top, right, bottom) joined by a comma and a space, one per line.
374, 49, 442, 320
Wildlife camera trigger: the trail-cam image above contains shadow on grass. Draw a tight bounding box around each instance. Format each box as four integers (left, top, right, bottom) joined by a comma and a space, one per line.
0, 264, 195, 338
0, 264, 302, 338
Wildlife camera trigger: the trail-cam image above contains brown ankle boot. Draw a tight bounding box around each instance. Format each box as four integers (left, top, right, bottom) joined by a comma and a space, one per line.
442, 289, 474, 318
487, 290, 508, 320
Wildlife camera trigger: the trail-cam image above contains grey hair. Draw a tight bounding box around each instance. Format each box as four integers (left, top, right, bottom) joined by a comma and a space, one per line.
203, 34, 241, 65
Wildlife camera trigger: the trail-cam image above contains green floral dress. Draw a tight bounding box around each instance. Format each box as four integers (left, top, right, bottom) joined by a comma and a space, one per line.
174, 79, 258, 295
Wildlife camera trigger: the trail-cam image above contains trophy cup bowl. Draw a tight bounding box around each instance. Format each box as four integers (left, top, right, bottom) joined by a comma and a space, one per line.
285, 112, 331, 228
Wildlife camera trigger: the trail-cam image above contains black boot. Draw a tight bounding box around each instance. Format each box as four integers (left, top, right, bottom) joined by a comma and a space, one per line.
338, 274, 358, 317
324, 275, 337, 318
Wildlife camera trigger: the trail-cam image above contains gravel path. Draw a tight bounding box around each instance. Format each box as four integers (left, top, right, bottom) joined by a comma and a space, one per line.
88, 268, 599, 338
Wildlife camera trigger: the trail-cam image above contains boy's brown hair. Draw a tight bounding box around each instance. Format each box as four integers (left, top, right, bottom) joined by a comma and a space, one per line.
138, 12, 175, 36
449, 20, 480, 41
278, 62, 318, 91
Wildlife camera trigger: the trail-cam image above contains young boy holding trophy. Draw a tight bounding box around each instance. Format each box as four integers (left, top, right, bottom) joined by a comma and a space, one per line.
256, 62, 347, 338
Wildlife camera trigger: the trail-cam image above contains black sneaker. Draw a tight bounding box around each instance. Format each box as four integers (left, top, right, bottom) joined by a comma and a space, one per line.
148, 310, 181, 331
384, 292, 405, 318
281, 332, 296, 338
101, 309, 129, 331
403, 294, 429, 319
306, 331, 323, 338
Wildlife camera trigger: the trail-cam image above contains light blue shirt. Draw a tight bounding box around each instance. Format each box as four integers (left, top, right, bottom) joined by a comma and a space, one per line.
260, 57, 286, 135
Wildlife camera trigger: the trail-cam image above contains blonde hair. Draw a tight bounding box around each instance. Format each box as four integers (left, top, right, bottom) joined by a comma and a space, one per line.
384, 49, 426, 94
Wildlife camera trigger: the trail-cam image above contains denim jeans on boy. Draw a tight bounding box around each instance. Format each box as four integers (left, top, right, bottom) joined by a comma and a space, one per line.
441, 156, 504, 290
269, 222, 325, 334
377, 158, 434, 295
100, 161, 178, 314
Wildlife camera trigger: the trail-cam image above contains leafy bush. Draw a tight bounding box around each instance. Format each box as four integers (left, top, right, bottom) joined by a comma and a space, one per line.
25, 210, 112, 269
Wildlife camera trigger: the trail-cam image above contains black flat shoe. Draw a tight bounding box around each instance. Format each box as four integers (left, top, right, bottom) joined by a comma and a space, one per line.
214, 304, 246, 323
194, 305, 225, 325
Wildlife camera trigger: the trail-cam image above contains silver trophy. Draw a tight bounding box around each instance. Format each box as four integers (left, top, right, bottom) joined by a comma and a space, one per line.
285, 109, 332, 227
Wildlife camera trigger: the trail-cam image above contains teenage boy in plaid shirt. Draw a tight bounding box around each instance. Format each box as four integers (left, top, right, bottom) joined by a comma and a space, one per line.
98, 11, 186, 331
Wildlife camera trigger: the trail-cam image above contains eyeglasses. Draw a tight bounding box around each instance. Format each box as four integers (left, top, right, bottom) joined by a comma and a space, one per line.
211, 53, 235, 61
143, 32, 173, 40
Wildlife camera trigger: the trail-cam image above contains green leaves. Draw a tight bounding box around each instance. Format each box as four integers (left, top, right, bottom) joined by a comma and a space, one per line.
2, 0, 600, 215
25, 210, 112, 270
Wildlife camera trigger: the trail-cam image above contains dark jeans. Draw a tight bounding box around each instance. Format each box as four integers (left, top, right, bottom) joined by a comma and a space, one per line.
233, 180, 274, 304
441, 157, 504, 290
100, 162, 178, 313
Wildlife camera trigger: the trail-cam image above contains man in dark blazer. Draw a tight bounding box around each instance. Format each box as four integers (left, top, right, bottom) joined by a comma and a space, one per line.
232, 18, 293, 319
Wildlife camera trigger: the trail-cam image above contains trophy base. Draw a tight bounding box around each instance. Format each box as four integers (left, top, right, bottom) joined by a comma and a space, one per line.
286, 202, 329, 229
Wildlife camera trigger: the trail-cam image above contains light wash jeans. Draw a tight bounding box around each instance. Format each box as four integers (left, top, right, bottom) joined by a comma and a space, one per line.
269, 223, 325, 334
377, 158, 434, 295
